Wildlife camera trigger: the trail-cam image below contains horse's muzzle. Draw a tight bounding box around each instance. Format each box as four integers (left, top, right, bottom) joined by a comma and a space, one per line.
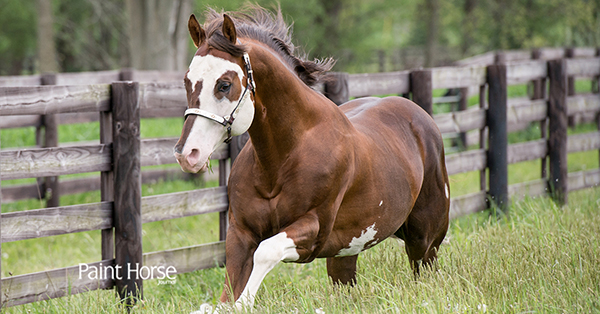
174, 150, 208, 173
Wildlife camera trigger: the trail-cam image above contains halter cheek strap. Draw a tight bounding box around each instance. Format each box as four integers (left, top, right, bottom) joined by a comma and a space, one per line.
184, 52, 256, 144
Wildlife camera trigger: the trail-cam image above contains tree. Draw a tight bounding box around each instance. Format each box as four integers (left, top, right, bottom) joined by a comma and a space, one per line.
0, 0, 37, 75
461, 0, 477, 56
424, 0, 439, 67
126, 0, 192, 71
37, 0, 59, 73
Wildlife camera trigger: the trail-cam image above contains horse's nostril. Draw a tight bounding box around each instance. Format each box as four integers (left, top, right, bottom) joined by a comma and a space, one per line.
173, 146, 183, 155
186, 148, 201, 166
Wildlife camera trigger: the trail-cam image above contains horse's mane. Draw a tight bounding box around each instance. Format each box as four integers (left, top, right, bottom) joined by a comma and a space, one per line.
202, 5, 335, 87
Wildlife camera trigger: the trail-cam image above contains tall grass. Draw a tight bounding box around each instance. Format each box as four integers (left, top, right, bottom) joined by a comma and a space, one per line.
4, 187, 599, 313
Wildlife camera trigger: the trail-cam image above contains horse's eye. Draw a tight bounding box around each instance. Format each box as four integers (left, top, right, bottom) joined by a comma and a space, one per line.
219, 82, 231, 93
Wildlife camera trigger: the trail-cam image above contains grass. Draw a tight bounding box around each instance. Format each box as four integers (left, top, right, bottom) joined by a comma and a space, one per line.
3, 186, 599, 313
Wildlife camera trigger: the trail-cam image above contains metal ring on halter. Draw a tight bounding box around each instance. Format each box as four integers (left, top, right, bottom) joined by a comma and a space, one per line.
184, 52, 256, 144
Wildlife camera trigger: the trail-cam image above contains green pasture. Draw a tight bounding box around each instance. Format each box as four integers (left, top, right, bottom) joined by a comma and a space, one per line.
1, 81, 599, 312
2, 186, 599, 313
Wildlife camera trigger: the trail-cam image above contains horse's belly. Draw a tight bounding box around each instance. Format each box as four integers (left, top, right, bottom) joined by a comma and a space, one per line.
317, 192, 414, 258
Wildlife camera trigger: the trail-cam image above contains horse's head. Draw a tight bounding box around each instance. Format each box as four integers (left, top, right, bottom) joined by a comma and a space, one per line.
174, 14, 255, 173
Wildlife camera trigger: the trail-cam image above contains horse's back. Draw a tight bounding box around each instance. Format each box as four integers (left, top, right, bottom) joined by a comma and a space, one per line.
341, 96, 447, 191
340, 96, 444, 159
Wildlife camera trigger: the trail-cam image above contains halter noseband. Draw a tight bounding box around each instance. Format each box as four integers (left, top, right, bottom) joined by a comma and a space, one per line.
184, 52, 256, 144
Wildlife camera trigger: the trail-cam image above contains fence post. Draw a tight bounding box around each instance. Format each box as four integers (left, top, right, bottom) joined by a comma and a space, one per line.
323, 72, 349, 106
494, 51, 506, 64
111, 81, 143, 304
219, 158, 229, 241
565, 48, 577, 127
410, 69, 433, 115
100, 105, 115, 262
1, 136, 2, 308
41, 73, 60, 207
479, 85, 488, 193
547, 59, 569, 205
592, 48, 600, 169
119, 68, 135, 81
486, 64, 508, 213
531, 49, 548, 182
457, 87, 469, 149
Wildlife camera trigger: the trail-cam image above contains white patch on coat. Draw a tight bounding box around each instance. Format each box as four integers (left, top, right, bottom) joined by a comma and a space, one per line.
445, 183, 449, 199
336, 223, 378, 257
235, 232, 299, 311
379, 200, 383, 206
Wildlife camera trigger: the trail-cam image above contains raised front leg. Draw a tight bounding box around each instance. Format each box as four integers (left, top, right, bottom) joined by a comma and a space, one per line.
234, 211, 323, 309
234, 232, 300, 310
193, 213, 322, 314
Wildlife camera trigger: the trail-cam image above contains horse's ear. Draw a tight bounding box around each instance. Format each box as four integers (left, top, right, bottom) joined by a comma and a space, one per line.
222, 14, 237, 44
188, 14, 205, 48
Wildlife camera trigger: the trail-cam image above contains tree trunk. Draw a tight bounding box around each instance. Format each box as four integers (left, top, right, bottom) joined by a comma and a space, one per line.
126, 0, 191, 71
424, 0, 439, 67
461, 0, 476, 56
37, 0, 58, 73
169, 0, 192, 71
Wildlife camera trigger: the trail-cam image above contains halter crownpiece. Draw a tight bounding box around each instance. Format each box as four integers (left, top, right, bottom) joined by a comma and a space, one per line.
184, 52, 256, 144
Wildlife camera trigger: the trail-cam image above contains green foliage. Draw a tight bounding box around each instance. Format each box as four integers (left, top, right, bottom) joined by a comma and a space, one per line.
0, 0, 37, 75
2, 0, 598, 74
53, 0, 128, 72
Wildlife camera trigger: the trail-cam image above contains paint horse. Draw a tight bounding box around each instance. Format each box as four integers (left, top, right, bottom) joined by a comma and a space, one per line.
173, 7, 450, 313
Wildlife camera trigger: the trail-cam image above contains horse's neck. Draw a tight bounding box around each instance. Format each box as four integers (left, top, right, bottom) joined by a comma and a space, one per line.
246, 44, 337, 174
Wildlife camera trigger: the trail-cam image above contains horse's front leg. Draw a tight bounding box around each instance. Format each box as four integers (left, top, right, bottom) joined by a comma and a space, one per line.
194, 214, 320, 314
234, 213, 320, 311
194, 223, 257, 314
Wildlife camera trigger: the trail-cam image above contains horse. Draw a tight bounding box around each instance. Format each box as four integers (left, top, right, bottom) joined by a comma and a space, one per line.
173, 6, 450, 313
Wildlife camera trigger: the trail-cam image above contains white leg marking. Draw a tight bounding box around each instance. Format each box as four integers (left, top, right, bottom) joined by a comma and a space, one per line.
235, 232, 299, 311
336, 223, 378, 257
445, 183, 449, 199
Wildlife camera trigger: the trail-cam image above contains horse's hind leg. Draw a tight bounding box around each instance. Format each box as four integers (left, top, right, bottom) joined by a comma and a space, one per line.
395, 173, 450, 276
326, 255, 358, 285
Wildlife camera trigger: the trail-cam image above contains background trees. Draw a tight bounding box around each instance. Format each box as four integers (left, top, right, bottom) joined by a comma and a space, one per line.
0, 0, 598, 75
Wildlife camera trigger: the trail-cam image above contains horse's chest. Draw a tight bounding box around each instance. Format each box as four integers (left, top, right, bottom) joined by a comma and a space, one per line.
229, 189, 307, 235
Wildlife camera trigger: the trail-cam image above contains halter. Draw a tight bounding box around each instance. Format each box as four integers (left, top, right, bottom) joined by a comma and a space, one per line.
184, 52, 256, 144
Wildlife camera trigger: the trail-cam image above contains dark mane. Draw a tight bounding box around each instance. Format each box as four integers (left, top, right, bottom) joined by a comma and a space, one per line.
202, 5, 335, 87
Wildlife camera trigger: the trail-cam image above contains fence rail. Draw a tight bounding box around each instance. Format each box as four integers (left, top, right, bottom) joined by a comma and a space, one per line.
1, 48, 599, 307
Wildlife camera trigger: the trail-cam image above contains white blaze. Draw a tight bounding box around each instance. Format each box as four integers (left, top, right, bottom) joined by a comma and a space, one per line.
336, 223, 378, 257
181, 54, 255, 171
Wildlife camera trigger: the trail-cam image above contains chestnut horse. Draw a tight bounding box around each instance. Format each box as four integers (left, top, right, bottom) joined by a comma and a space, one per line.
173, 7, 450, 313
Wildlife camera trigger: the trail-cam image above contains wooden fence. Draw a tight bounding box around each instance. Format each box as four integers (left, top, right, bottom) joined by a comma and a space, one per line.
0, 70, 205, 206
4, 47, 596, 206
0, 76, 229, 306
323, 55, 600, 214
1, 50, 599, 307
